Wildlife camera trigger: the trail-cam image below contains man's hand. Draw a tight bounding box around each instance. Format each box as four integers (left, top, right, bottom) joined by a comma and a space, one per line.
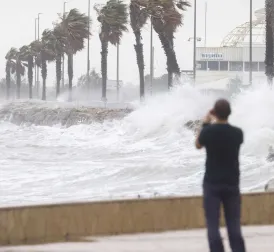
203, 111, 214, 124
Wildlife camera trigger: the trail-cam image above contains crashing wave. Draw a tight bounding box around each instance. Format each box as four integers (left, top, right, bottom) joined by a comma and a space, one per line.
265, 179, 274, 192
0, 101, 133, 127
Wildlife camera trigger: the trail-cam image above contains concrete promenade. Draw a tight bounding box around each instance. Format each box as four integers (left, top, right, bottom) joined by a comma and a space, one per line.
1, 226, 273, 251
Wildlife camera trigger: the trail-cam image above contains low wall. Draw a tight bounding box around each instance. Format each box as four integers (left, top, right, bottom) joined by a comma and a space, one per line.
0, 192, 274, 245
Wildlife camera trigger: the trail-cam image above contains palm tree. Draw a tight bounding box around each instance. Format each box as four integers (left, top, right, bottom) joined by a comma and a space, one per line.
57, 8, 90, 101
5, 48, 17, 99
41, 28, 65, 97
31, 31, 55, 101
20, 44, 36, 99
77, 68, 101, 88
164, 0, 190, 87
265, 0, 274, 85
9, 47, 26, 99
130, 0, 149, 99
144, 0, 190, 88
94, 0, 128, 101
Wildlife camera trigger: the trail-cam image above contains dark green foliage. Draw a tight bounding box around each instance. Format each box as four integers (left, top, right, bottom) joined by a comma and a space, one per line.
130, 0, 148, 99
4, 48, 16, 99
56, 8, 91, 101
139, 0, 190, 88
95, 0, 128, 101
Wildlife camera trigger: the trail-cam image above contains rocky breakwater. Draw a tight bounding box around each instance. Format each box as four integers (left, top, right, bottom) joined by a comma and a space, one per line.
184, 119, 202, 133
0, 101, 133, 127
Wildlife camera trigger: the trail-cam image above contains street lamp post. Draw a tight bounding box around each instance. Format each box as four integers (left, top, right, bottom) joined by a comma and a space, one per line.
37, 14, 42, 40
63, 1, 67, 16
249, 0, 252, 85
204, 1, 207, 47
115, 0, 120, 101
193, 0, 197, 83
34, 18, 38, 92
150, 18, 154, 96
62, 2, 67, 90
37, 13, 42, 97
87, 0, 91, 97
116, 43, 120, 101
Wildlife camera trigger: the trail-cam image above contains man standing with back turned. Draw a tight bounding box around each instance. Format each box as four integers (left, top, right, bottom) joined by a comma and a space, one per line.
195, 99, 246, 252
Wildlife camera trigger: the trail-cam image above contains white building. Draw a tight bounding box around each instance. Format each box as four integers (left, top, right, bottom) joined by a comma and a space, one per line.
197, 46, 264, 72
196, 8, 266, 88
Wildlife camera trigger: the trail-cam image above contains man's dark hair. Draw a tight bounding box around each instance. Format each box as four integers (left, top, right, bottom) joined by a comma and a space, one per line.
213, 99, 231, 120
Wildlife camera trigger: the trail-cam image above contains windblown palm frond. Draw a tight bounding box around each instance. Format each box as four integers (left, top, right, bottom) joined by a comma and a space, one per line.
20, 45, 33, 61
164, 0, 190, 33
5, 48, 18, 61
30, 37, 55, 65
58, 8, 91, 53
19, 44, 35, 99
95, 0, 128, 101
141, 0, 190, 88
55, 8, 91, 101
41, 29, 65, 56
146, 0, 190, 33
5, 48, 17, 76
176, 0, 191, 11
130, 0, 149, 99
5, 47, 18, 99
13, 47, 26, 76
41, 28, 65, 97
130, 0, 149, 31
95, 0, 128, 45
6, 47, 26, 98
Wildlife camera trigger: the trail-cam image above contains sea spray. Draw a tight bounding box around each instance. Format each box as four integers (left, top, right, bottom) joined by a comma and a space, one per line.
0, 84, 274, 206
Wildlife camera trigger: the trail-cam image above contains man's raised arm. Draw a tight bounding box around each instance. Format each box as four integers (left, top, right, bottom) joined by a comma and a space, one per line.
195, 112, 213, 149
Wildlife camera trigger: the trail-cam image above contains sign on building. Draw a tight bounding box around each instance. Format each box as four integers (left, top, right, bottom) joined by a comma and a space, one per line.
201, 53, 223, 60
107, 80, 123, 90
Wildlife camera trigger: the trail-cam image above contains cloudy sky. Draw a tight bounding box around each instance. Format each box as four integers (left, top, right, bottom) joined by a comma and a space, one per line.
0, 0, 264, 85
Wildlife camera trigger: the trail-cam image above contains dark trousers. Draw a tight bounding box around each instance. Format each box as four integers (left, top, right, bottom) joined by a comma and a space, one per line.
203, 182, 246, 252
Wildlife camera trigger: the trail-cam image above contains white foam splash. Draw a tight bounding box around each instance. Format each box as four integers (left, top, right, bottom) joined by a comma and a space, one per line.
1, 83, 274, 207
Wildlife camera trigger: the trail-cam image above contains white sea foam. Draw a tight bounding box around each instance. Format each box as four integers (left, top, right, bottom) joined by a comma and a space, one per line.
0, 83, 274, 207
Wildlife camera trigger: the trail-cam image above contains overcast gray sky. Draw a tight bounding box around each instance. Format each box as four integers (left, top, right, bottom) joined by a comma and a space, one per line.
1, 0, 264, 86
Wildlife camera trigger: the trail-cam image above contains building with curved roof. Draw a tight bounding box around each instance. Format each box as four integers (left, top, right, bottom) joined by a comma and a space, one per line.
221, 8, 265, 47
196, 8, 266, 87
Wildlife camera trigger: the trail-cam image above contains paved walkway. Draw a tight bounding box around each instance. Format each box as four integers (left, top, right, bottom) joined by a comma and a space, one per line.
1, 226, 274, 251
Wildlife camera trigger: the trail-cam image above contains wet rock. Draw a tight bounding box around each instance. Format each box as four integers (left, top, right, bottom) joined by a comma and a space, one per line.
184, 120, 202, 131
266, 153, 274, 162
0, 101, 133, 127
266, 146, 274, 162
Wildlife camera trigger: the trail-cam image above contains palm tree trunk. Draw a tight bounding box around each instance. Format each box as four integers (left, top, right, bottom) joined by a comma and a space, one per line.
101, 40, 108, 101
28, 56, 34, 99
168, 71, 173, 89
42, 78, 46, 100
153, 18, 180, 88
41, 54, 47, 101
265, 0, 274, 85
68, 52, 73, 102
56, 53, 62, 98
16, 61, 21, 99
167, 33, 174, 89
158, 33, 180, 75
133, 29, 145, 99
5, 62, 11, 100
